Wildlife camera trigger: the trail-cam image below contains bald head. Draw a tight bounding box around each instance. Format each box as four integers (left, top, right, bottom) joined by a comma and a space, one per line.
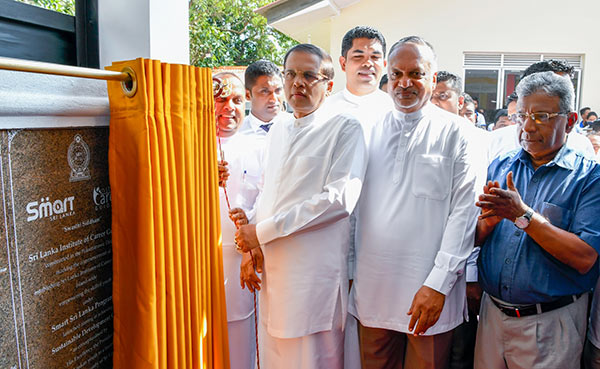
213, 73, 245, 137
387, 37, 437, 113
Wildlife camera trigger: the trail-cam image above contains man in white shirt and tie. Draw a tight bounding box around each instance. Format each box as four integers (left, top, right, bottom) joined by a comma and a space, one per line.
213, 72, 259, 369
241, 59, 290, 140
349, 36, 479, 369
234, 43, 367, 369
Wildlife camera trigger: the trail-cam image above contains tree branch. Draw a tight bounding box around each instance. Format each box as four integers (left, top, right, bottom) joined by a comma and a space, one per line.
216, 21, 249, 35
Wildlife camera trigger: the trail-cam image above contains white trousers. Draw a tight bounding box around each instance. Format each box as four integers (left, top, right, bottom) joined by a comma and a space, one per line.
344, 314, 361, 369
259, 294, 344, 369
228, 313, 257, 369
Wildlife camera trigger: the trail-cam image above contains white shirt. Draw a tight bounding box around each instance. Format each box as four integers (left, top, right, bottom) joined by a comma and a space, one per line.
218, 133, 262, 322
461, 122, 490, 283
324, 88, 393, 280
241, 111, 292, 136
349, 103, 479, 335
218, 111, 289, 322
324, 88, 393, 144
476, 111, 486, 128
255, 107, 367, 338
488, 124, 596, 162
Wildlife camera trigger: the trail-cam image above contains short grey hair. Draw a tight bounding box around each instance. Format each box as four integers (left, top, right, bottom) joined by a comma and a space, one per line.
388, 36, 438, 73
515, 71, 574, 112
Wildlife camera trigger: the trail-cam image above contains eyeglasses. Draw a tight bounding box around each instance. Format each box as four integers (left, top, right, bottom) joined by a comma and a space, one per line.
283, 69, 329, 84
515, 112, 567, 124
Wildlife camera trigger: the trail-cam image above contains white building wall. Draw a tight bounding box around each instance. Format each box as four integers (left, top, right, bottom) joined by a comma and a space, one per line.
98, 0, 189, 68
281, 0, 600, 109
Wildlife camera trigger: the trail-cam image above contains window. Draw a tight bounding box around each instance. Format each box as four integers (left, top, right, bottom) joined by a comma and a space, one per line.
464, 69, 498, 113
463, 53, 583, 115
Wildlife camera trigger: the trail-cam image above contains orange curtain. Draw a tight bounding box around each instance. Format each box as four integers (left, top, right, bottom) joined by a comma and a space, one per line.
106, 58, 229, 369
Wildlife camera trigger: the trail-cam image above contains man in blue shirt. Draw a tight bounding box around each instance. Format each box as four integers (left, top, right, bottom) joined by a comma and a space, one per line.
473, 71, 600, 369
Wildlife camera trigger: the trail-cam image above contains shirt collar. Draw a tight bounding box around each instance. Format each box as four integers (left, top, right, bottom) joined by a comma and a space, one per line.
341, 88, 380, 105
292, 105, 328, 128
248, 112, 272, 133
391, 102, 432, 128
547, 144, 577, 170
514, 144, 577, 171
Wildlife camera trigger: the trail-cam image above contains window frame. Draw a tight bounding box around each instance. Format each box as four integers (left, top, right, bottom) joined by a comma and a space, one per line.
463, 52, 583, 110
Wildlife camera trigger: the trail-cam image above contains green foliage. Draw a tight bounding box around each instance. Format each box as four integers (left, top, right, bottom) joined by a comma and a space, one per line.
189, 0, 298, 67
15, 0, 297, 67
14, 0, 75, 16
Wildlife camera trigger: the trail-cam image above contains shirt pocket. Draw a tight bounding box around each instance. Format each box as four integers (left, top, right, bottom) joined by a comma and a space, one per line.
235, 157, 262, 211
411, 154, 452, 201
539, 202, 573, 230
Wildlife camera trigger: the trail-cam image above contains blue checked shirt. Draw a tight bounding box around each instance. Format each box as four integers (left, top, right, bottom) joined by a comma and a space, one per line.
479, 145, 600, 304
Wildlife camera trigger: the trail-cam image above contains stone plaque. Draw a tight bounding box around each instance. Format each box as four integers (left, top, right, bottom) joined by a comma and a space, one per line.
0, 128, 113, 369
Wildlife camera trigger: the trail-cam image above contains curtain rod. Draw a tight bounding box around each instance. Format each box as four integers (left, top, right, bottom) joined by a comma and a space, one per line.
0, 56, 137, 96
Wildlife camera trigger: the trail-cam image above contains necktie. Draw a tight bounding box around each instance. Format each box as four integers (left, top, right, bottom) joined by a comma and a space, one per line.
260, 123, 272, 132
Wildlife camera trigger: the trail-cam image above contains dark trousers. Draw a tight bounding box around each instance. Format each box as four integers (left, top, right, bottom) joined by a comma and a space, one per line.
447, 312, 477, 369
358, 322, 453, 369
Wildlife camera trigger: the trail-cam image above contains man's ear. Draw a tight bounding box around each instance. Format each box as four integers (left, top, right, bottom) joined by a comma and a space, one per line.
566, 112, 578, 133
245, 89, 251, 100
339, 56, 346, 72
458, 96, 465, 111
326, 80, 334, 96
431, 72, 437, 89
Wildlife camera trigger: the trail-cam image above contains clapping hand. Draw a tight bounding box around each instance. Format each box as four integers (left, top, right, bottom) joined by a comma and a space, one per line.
476, 171, 527, 224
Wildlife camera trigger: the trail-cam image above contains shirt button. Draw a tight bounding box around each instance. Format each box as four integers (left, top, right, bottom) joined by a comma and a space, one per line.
505, 258, 512, 265
514, 230, 520, 236
532, 178, 538, 183
503, 285, 508, 290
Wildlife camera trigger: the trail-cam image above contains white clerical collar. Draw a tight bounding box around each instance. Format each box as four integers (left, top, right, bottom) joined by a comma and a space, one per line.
342, 87, 381, 105
293, 105, 328, 128
392, 102, 432, 126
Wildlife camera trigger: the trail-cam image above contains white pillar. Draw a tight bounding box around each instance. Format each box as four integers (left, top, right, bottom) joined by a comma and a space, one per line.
98, 0, 189, 68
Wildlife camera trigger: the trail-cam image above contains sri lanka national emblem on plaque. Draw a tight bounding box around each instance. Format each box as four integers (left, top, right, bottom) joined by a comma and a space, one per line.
68, 134, 91, 182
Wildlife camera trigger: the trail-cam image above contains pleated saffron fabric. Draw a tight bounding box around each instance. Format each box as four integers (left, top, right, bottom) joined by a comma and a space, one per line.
106, 59, 229, 369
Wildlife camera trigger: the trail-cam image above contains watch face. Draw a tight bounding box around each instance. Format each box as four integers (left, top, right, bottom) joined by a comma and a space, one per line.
515, 217, 529, 229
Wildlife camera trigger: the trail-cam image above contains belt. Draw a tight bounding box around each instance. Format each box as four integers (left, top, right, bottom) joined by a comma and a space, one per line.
490, 293, 583, 318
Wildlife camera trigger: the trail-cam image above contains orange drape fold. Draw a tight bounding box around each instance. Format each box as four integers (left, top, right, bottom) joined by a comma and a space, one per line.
107, 58, 229, 369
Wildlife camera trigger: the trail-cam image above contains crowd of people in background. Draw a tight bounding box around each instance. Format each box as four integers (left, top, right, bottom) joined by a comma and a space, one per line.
214, 25, 600, 369
380, 65, 600, 162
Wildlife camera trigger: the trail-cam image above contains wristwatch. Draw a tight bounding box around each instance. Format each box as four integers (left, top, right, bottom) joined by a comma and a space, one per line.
514, 207, 534, 229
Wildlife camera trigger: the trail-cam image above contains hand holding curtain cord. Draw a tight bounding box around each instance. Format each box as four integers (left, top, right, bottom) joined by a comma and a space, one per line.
235, 224, 261, 253
240, 248, 264, 292
218, 131, 262, 368
218, 160, 230, 187
229, 207, 249, 227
